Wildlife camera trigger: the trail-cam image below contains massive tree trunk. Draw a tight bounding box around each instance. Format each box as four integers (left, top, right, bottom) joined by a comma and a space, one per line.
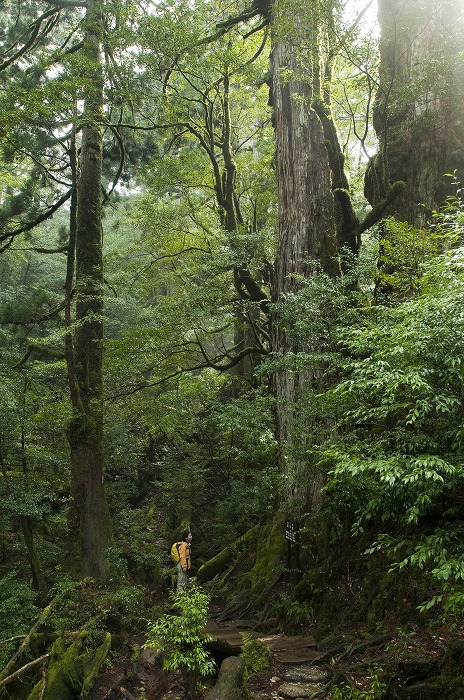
365, 0, 464, 225
270, 11, 339, 514
66, 0, 111, 579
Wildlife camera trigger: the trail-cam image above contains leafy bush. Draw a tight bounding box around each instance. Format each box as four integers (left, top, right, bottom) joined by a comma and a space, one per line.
269, 592, 314, 632
324, 238, 464, 616
144, 584, 215, 681
101, 584, 149, 633
331, 676, 386, 699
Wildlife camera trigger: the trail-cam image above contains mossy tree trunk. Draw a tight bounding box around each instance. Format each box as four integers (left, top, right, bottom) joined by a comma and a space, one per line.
270, 3, 339, 515
365, 0, 464, 226
66, 0, 111, 579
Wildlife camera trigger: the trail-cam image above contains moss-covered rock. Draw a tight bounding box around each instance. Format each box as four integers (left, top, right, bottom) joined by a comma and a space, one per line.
240, 634, 272, 674
27, 630, 111, 700
205, 656, 248, 700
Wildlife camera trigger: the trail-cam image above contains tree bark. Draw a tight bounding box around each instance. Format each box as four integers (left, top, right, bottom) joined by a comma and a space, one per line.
66, 0, 111, 579
270, 9, 338, 514
19, 516, 47, 606
365, 0, 464, 225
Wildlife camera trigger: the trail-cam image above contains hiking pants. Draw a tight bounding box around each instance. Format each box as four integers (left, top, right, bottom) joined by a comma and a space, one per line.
177, 563, 189, 592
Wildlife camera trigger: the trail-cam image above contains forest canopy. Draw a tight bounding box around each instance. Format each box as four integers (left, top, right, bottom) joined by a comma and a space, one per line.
1, 0, 464, 695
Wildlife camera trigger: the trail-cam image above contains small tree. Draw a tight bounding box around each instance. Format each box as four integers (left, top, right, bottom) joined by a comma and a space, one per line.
144, 585, 215, 694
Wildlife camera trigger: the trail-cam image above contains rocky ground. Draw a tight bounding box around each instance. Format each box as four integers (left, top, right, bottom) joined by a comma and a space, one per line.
89, 605, 462, 700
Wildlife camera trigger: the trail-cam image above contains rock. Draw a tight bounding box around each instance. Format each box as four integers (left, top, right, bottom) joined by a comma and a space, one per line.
260, 635, 317, 651
205, 656, 248, 700
278, 682, 322, 698
398, 658, 439, 681
258, 633, 320, 665
396, 682, 441, 700
137, 648, 160, 667
274, 649, 322, 664
284, 666, 329, 683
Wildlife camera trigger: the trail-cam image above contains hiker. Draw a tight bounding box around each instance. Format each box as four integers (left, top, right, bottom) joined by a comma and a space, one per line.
177, 530, 192, 592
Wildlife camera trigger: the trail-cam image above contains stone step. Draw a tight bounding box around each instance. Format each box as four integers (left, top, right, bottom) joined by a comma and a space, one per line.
278, 681, 322, 698
206, 622, 322, 665
258, 635, 317, 651
206, 621, 249, 650
284, 667, 329, 684
273, 649, 322, 664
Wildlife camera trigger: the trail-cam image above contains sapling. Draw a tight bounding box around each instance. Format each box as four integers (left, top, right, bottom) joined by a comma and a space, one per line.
144, 584, 215, 694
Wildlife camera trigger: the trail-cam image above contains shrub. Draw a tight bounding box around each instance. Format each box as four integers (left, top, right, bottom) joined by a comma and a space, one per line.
144, 584, 215, 681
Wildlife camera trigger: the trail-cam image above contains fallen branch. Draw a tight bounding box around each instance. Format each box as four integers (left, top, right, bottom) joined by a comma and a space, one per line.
0, 636, 26, 647
0, 592, 62, 682
0, 654, 49, 689
39, 659, 49, 700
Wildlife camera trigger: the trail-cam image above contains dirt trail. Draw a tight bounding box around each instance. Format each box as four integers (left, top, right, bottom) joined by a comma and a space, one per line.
205, 615, 331, 699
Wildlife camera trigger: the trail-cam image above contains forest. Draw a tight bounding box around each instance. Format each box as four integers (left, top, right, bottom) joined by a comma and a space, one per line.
1, 0, 464, 697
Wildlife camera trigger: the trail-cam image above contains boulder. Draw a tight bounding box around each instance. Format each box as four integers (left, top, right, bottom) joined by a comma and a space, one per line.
205, 656, 248, 700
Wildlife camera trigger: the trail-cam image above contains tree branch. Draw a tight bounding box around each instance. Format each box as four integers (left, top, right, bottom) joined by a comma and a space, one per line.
0, 189, 73, 243
359, 180, 407, 234
0, 654, 50, 690
0, 8, 61, 72
0, 593, 62, 682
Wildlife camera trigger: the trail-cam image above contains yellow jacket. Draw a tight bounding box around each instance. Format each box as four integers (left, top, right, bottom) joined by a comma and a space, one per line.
178, 541, 191, 572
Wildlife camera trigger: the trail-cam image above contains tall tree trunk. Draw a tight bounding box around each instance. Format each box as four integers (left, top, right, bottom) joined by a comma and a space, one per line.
66, 0, 111, 579
365, 0, 464, 226
270, 13, 338, 515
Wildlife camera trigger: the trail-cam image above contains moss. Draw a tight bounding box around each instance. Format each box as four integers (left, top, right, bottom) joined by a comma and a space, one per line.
365, 563, 427, 629
437, 676, 464, 700
129, 644, 140, 663
247, 519, 286, 593
240, 634, 272, 674
27, 630, 111, 700
197, 526, 260, 584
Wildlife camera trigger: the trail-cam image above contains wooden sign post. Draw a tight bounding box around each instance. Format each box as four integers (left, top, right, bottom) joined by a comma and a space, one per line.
285, 519, 301, 572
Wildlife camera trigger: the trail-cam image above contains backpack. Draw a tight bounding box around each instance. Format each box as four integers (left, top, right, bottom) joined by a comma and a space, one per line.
170, 541, 181, 563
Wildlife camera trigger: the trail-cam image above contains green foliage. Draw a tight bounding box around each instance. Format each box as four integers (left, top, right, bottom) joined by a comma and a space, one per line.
321, 198, 464, 616
100, 584, 150, 633
331, 675, 386, 699
44, 579, 151, 637
377, 217, 445, 297
144, 585, 215, 679
0, 0, 462, 661
0, 573, 38, 667
108, 508, 164, 578
205, 390, 278, 542
240, 632, 272, 673
268, 593, 314, 631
